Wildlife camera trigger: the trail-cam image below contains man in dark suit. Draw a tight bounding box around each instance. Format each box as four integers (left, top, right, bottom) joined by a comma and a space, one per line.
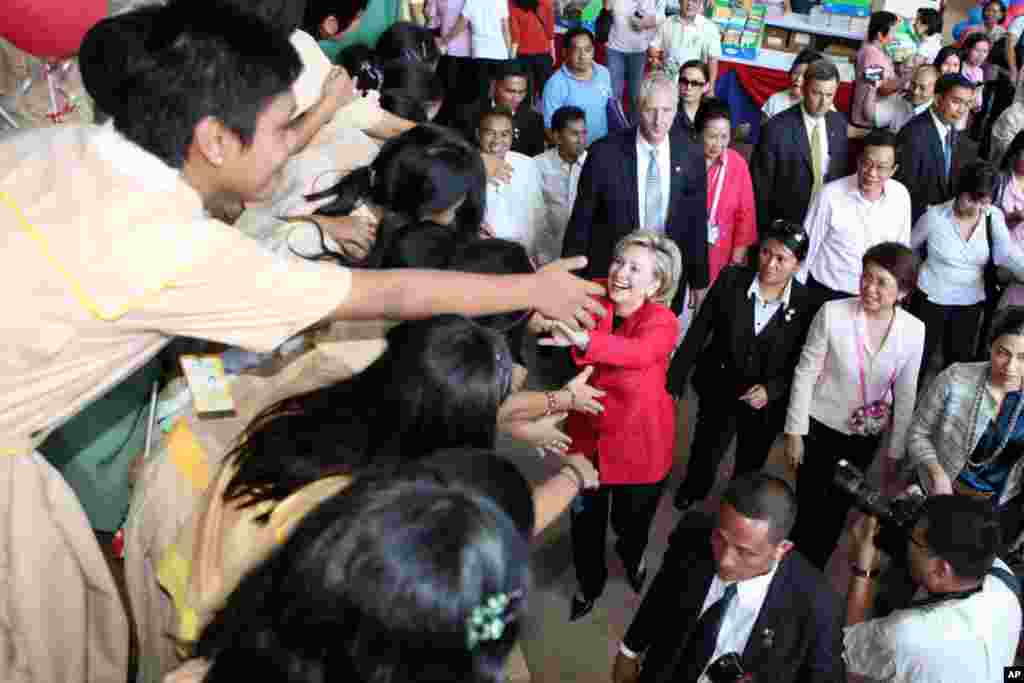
613, 474, 845, 683
667, 223, 815, 511
438, 60, 546, 157
562, 73, 708, 314
894, 73, 976, 225
751, 58, 850, 234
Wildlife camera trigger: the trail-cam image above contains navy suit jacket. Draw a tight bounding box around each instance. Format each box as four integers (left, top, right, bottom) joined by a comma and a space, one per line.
894, 110, 954, 226
750, 105, 849, 234
561, 127, 708, 313
624, 514, 845, 683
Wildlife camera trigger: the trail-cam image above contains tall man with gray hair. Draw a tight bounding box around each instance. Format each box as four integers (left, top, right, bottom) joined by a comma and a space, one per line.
563, 73, 709, 315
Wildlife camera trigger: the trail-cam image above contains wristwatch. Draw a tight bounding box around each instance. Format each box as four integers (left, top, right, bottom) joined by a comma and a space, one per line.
850, 563, 880, 579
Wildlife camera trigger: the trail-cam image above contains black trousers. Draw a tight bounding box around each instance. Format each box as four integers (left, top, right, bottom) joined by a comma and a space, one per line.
571, 478, 667, 598
674, 394, 783, 506
516, 52, 553, 103
909, 289, 984, 380
806, 275, 852, 317
790, 418, 880, 570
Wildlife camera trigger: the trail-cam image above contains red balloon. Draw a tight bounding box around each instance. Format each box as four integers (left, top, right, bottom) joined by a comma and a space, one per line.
1, 0, 107, 58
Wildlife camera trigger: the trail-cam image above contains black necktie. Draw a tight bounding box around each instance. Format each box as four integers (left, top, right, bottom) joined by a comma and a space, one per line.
677, 583, 738, 682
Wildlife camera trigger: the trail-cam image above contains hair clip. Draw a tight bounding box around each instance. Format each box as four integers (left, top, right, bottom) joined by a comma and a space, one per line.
466, 589, 524, 650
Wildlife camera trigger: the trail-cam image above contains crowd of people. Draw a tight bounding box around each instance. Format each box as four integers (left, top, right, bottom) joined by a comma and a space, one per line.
5, 0, 1024, 681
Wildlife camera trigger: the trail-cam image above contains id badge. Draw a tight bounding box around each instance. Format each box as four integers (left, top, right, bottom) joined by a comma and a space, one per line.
179, 354, 236, 418
707, 222, 720, 245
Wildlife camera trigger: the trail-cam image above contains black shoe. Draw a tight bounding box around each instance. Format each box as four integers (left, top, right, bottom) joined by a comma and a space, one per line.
570, 592, 598, 621
625, 556, 648, 594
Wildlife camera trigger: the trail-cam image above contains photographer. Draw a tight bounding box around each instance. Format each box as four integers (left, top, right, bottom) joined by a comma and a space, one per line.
843, 495, 1022, 682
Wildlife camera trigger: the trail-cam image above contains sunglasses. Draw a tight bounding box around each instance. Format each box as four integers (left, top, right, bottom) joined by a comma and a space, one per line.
680, 79, 707, 88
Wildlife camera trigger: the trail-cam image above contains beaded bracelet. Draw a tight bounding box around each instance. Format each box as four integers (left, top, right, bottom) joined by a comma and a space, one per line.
560, 461, 586, 492
544, 391, 558, 417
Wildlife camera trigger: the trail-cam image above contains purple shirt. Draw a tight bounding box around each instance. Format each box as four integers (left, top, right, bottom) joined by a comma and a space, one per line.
428, 0, 471, 57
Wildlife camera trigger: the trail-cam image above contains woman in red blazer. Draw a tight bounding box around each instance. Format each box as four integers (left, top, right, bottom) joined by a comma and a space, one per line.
540, 230, 683, 621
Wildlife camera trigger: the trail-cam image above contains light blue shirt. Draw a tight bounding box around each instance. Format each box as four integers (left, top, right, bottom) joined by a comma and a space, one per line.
542, 64, 614, 144
912, 200, 1024, 305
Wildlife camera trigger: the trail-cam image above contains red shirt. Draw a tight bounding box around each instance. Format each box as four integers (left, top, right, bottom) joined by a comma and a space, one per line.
565, 290, 679, 485
509, 0, 554, 55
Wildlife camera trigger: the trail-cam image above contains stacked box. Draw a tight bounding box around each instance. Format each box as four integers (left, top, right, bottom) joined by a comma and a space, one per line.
823, 0, 870, 17
721, 2, 766, 59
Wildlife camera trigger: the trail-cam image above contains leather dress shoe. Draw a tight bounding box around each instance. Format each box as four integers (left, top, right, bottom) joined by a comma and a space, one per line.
570, 592, 598, 621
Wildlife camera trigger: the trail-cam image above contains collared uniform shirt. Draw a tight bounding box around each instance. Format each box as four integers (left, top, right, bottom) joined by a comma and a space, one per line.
762, 90, 800, 119
542, 64, 614, 143
535, 147, 587, 255
843, 559, 1022, 683
485, 151, 551, 263
912, 200, 1024, 305
748, 277, 793, 335
648, 14, 722, 75
798, 174, 913, 294
636, 131, 672, 231
695, 566, 778, 682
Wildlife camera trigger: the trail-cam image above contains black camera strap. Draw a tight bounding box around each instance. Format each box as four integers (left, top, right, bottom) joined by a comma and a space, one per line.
909, 566, 1021, 608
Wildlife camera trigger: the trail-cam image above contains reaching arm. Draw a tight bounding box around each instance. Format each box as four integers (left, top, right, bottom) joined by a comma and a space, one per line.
532, 454, 599, 534
364, 110, 417, 140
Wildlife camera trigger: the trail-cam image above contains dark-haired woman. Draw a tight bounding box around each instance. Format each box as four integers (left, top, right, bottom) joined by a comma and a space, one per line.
910, 160, 1024, 378
695, 98, 757, 288
784, 243, 925, 569
668, 221, 815, 511
125, 316, 600, 682
166, 453, 534, 683
907, 308, 1024, 552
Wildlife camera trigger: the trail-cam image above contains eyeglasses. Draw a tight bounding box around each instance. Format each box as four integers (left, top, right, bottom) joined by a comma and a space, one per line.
680, 79, 707, 88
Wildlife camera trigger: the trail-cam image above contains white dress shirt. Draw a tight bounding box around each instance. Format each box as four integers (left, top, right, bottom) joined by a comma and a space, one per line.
886, 98, 931, 133
912, 201, 1024, 305
801, 107, 830, 191
637, 131, 672, 231
843, 559, 1022, 683
798, 174, 913, 294
485, 151, 550, 263
785, 297, 925, 461
695, 565, 779, 682
748, 277, 793, 335
535, 147, 587, 258
619, 562, 779, 675
930, 107, 953, 157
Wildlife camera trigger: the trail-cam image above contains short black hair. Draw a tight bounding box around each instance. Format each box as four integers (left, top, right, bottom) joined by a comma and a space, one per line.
494, 60, 530, 83
104, 0, 302, 168
920, 495, 1000, 580
380, 89, 429, 122
551, 105, 585, 132
804, 57, 840, 85
303, 0, 368, 37
214, 0, 308, 34
792, 48, 823, 72
862, 128, 899, 155
694, 96, 731, 132
376, 21, 441, 65
984, 0, 1007, 21
381, 60, 445, 103
916, 7, 942, 35
563, 26, 595, 50
478, 103, 515, 131
933, 46, 962, 71
721, 473, 798, 542
962, 31, 993, 55
863, 242, 918, 293
935, 72, 976, 97
680, 59, 710, 82
989, 305, 1024, 345
955, 160, 999, 199
868, 11, 899, 42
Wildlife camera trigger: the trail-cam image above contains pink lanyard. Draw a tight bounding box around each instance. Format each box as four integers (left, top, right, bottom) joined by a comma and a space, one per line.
854, 314, 897, 406
707, 153, 728, 225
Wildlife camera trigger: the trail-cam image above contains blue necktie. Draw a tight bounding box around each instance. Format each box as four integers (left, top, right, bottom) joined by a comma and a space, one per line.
645, 148, 662, 231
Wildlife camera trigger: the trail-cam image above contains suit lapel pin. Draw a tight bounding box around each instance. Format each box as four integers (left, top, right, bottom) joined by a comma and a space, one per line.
761, 628, 775, 648
784, 307, 795, 323
675, 165, 681, 173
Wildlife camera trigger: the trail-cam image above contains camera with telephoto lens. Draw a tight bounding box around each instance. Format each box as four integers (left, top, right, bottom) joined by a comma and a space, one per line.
833, 459, 926, 559
706, 653, 754, 682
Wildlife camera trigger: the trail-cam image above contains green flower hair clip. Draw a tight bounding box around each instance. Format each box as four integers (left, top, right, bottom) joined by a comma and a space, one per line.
465, 589, 524, 650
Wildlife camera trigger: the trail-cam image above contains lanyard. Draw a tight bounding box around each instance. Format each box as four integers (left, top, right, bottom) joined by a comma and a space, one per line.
708, 153, 728, 225
854, 311, 897, 407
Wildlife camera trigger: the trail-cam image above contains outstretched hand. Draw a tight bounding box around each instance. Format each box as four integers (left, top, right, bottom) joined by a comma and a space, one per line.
533, 257, 605, 330
564, 366, 605, 415
539, 319, 591, 350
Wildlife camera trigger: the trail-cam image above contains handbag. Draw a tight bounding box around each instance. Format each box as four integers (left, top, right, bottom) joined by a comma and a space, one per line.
596, 8, 613, 43
848, 316, 897, 437
983, 212, 1005, 304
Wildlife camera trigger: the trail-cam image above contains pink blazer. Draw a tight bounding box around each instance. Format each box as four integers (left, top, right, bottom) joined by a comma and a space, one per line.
566, 290, 679, 485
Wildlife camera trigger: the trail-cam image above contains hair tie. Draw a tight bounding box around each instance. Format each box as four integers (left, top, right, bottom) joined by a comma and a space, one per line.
466, 589, 524, 650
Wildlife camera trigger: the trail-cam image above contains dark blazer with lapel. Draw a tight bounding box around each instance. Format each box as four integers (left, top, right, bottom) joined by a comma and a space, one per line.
894, 109, 952, 226
666, 266, 814, 403
561, 126, 709, 313
750, 104, 849, 234
624, 513, 845, 683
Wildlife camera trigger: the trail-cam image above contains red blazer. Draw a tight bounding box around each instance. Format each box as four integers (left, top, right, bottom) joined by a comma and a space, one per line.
565, 291, 679, 485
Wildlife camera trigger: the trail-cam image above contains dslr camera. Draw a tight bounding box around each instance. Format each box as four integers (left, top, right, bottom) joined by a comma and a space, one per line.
833, 459, 926, 557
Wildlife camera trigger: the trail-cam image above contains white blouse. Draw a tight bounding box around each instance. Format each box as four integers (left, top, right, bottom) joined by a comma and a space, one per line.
785, 297, 925, 461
